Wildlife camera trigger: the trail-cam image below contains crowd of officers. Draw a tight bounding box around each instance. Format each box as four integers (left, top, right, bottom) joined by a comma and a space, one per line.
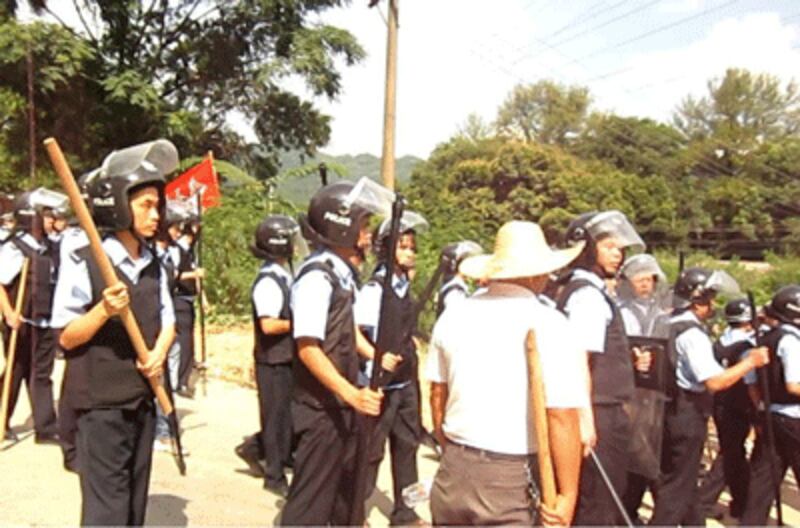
0, 138, 799, 528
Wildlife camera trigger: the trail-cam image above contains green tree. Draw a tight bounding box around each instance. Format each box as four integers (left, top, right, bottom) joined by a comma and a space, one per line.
2, 1, 365, 187
495, 80, 590, 145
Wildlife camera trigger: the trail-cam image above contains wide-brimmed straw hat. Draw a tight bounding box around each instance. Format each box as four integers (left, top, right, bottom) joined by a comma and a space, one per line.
460, 221, 584, 280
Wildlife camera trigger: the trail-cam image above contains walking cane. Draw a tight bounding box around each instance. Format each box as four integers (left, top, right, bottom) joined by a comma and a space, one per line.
525, 329, 557, 509
0, 258, 30, 443
44, 138, 186, 475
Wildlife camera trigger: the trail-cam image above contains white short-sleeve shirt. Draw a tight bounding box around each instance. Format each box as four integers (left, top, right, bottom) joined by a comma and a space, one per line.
291, 249, 356, 341
252, 262, 293, 319
51, 236, 175, 330
426, 282, 589, 455
562, 268, 613, 354
672, 310, 722, 392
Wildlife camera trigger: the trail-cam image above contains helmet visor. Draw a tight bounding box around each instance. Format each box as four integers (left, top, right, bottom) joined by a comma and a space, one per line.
706, 270, 740, 298
378, 210, 429, 239
29, 187, 69, 211
344, 177, 396, 218
101, 139, 179, 179
585, 210, 645, 253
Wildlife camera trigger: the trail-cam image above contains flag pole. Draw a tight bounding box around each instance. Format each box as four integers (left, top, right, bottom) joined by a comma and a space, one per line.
195, 152, 211, 369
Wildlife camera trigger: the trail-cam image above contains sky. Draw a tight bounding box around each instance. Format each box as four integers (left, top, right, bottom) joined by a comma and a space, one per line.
23, 0, 800, 160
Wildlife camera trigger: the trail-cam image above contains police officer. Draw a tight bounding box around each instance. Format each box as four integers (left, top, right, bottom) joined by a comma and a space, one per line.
697, 298, 756, 519
556, 210, 644, 526
436, 240, 483, 317
280, 181, 383, 526
167, 204, 203, 396
356, 211, 427, 526
0, 190, 61, 443
51, 140, 177, 525
739, 286, 800, 525
250, 214, 301, 498
649, 268, 768, 526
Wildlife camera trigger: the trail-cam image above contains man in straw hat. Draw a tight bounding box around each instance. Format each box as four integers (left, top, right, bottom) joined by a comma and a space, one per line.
425, 220, 588, 526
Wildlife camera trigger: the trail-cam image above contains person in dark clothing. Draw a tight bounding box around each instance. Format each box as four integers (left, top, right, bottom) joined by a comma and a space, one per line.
51, 140, 178, 526
279, 180, 384, 526
0, 188, 68, 443
649, 268, 768, 526
250, 214, 303, 497
556, 210, 646, 526
739, 285, 800, 525
356, 211, 428, 525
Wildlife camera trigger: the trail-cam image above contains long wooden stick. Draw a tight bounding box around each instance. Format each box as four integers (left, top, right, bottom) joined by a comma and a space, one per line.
526, 329, 557, 508
0, 258, 30, 441
43, 138, 173, 415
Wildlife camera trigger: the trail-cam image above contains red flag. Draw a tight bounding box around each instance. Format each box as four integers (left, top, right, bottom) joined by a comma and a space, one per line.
166, 155, 221, 209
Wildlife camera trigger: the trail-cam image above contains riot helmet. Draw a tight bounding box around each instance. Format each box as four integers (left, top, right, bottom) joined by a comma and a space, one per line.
300, 181, 372, 251
14, 188, 69, 233
441, 240, 484, 278
373, 210, 429, 265
86, 140, 178, 233
672, 267, 740, 310
764, 285, 800, 326
251, 215, 304, 261
618, 253, 668, 305
724, 298, 752, 324
565, 210, 645, 276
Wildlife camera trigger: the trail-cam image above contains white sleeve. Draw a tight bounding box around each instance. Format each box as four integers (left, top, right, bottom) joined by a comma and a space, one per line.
50, 256, 92, 329
443, 287, 467, 308
538, 315, 591, 409
425, 317, 449, 383
683, 329, 724, 383
354, 282, 381, 330
253, 276, 285, 319
291, 270, 334, 341
159, 269, 176, 327
779, 334, 800, 383
0, 243, 23, 286
564, 286, 610, 353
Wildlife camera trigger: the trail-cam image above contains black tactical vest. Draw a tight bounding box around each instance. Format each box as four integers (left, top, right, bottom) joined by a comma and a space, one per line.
251, 268, 295, 365
758, 326, 800, 405
66, 245, 162, 410
292, 259, 359, 409
557, 277, 633, 405
436, 281, 467, 318
8, 236, 55, 320
174, 243, 198, 297
367, 272, 417, 385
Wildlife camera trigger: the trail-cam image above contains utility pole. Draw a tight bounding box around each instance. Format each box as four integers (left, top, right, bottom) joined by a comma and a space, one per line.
27, 45, 36, 184
379, 0, 398, 190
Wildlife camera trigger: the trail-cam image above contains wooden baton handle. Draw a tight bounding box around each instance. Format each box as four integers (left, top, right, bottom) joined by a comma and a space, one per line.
526, 329, 557, 508
43, 138, 173, 415
0, 258, 30, 442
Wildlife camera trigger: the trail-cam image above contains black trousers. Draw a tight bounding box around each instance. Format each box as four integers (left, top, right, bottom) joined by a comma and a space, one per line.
2, 324, 58, 435
256, 362, 293, 487
364, 382, 422, 525
650, 391, 710, 526
58, 369, 79, 469
574, 403, 631, 526
281, 402, 356, 526
739, 413, 800, 526
174, 298, 195, 389
698, 390, 752, 516
77, 401, 155, 526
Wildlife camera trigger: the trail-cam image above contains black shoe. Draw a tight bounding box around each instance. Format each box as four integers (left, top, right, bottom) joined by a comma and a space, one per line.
4, 429, 18, 442
264, 479, 289, 498
35, 432, 61, 445
176, 385, 195, 399
235, 442, 265, 477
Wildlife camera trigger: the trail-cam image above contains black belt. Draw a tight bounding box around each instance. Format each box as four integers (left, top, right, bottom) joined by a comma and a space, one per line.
447, 440, 534, 462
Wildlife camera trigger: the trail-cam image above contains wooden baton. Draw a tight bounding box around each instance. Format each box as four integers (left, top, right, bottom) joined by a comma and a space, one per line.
43, 138, 173, 415
526, 328, 557, 509
0, 258, 30, 442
